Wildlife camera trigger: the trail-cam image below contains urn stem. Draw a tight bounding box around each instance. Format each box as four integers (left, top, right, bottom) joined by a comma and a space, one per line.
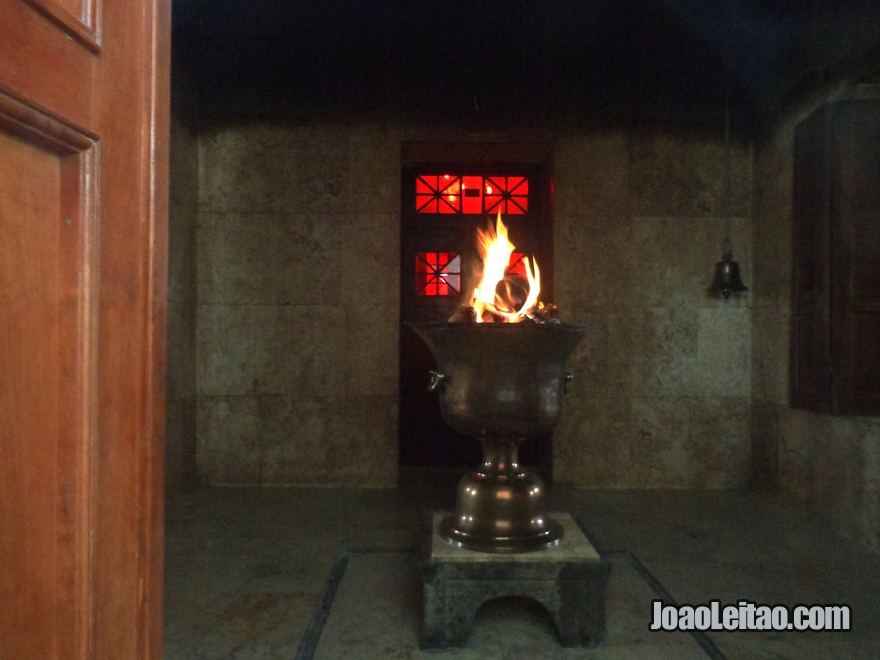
479, 439, 521, 476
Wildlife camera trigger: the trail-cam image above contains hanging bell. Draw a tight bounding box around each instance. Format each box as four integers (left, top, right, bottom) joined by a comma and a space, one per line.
710, 251, 748, 301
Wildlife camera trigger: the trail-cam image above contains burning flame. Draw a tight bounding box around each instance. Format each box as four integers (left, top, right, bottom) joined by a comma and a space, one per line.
471, 212, 541, 323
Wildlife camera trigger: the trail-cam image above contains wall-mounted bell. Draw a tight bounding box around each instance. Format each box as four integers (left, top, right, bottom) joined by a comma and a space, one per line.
710, 251, 748, 301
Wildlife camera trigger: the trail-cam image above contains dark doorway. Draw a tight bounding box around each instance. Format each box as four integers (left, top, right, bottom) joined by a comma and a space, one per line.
398, 144, 553, 471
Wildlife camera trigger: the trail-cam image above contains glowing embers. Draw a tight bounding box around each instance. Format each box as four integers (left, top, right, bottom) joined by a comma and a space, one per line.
415, 175, 529, 215
415, 252, 461, 296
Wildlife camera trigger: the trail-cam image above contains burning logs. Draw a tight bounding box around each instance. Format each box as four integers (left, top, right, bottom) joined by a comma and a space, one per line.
448, 298, 560, 324
449, 212, 560, 324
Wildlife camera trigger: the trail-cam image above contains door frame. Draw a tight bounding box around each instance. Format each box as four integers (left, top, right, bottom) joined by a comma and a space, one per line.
398, 141, 555, 476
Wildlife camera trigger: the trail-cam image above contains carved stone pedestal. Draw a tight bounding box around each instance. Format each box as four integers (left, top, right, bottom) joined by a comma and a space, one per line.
419, 512, 611, 649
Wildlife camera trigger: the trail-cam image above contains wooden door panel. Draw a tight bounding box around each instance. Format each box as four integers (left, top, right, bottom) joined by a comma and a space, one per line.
23, 0, 100, 52
0, 105, 96, 659
0, 130, 63, 660
0, 2, 94, 130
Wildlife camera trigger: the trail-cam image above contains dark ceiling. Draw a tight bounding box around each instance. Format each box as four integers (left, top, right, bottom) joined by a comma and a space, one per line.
172, 0, 880, 130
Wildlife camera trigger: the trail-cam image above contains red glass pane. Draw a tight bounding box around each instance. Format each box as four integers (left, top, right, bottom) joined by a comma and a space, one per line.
438, 176, 461, 213
484, 176, 505, 195
483, 176, 504, 214
416, 176, 436, 194
508, 252, 527, 278
507, 197, 527, 214
440, 179, 460, 195
484, 176, 500, 213
416, 196, 437, 213
508, 177, 528, 194
462, 175, 482, 214
416, 175, 441, 213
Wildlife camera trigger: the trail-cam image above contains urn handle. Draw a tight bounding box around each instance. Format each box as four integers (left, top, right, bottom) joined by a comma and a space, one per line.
428, 370, 447, 393
564, 373, 574, 394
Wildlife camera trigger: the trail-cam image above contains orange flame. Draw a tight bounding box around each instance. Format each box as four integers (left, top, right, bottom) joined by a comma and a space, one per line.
471, 212, 541, 322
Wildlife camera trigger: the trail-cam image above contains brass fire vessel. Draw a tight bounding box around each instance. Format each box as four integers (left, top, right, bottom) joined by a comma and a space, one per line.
410, 322, 589, 553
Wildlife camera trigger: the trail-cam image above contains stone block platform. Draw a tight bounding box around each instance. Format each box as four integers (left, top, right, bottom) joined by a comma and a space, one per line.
419, 512, 611, 649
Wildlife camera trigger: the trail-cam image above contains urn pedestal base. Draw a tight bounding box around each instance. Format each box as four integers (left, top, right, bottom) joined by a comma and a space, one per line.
440, 439, 562, 553
420, 512, 611, 649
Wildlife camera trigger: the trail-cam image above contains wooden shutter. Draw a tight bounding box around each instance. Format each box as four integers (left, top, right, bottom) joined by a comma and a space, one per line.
830, 101, 880, 414
791, 99, 880, 415
790, 106, 832, 411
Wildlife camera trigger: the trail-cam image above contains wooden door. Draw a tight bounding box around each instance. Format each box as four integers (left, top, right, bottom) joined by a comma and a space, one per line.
0, 1, 168, 658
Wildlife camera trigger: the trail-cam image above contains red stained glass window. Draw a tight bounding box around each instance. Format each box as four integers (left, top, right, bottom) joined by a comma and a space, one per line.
416, 175, 461, 214
484, 176, 528, 215
415, 252, 461, 296
416, 175, 529, 215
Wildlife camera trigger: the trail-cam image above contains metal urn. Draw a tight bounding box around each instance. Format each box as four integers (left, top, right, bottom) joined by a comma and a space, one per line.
410, 322, 589, 553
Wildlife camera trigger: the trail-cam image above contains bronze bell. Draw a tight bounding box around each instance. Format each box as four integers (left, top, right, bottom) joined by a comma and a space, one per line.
710, 252, 748, 300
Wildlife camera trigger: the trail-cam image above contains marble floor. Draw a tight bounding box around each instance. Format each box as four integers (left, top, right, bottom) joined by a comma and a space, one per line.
164, 469, 880, 659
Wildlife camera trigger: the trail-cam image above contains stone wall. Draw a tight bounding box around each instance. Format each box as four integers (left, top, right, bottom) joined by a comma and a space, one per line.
195, 123, 400, 486
166, 88, 199, 502
751, 86, 880, 552
192, 120, 754, 489
553, 130, 753, 488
